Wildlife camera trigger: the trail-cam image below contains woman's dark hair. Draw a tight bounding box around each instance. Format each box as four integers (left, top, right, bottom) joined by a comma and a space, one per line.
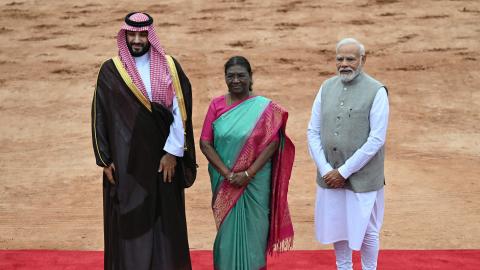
224, 56, 253, 91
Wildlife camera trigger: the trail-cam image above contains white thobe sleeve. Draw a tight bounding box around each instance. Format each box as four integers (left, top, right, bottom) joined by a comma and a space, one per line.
337, 87, 389, 179
163, 95, 185, 157
307, 85, 334, 177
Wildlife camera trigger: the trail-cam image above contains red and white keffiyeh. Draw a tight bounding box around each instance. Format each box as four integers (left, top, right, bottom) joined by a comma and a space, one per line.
117, 12, 174, 108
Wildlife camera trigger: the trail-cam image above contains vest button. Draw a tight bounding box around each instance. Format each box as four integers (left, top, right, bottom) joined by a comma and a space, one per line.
333, 147, 337, 151
340, 102, 344, 106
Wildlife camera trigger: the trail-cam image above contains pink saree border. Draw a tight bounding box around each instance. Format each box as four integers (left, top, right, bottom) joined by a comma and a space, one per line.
211, 101, 295, 254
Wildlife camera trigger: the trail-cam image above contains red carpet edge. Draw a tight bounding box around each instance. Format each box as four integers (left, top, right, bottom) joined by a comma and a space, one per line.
1, 250, 479, 269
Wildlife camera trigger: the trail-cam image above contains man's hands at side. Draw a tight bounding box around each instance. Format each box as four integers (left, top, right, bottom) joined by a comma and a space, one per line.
104, 163, 116, 185
159, 153, 177, 183
104, 153, 177, 185
323, 169, 346, 188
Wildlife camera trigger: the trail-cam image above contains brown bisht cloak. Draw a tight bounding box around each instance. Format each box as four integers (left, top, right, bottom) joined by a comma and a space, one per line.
92, 56, 196, 270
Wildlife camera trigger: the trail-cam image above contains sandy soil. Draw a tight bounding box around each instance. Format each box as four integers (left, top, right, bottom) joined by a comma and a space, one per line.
0, 0, 479, 251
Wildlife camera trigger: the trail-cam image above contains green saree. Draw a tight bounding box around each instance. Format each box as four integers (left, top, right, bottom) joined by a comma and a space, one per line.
208, 95, 295, 270
209, 96, 271, 270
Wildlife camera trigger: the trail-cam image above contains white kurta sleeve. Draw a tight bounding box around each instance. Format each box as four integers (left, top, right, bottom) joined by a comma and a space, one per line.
338, 87, 389, 179
307, 85, 334, 177
163, 95, 185, 157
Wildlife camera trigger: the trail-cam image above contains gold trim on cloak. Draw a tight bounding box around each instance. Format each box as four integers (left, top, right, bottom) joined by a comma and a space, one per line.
112, 56, 152, 112
111, 55, 188, 150
93, 61, 109, 167
165, 55, 189, 150
165, 55, 187, 129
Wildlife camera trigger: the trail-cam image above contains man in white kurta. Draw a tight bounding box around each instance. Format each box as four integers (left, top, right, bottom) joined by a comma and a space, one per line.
307, 38, 389, 270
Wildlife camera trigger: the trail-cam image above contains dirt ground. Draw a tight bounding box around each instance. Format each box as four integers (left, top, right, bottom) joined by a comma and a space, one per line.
0, 0, 479, 252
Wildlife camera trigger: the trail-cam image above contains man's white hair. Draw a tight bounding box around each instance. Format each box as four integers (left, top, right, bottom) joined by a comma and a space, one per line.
336, 38, 365, 56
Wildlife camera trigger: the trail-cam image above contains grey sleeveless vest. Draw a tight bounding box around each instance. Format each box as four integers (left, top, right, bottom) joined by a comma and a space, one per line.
316, 72, 386, 193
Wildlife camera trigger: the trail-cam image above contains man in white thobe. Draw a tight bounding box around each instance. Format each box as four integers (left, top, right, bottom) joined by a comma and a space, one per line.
307, 38, 389, 270
92, 12, 197, 269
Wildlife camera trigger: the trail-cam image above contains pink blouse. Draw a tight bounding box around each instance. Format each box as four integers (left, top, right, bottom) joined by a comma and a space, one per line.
200, 95, 256, 142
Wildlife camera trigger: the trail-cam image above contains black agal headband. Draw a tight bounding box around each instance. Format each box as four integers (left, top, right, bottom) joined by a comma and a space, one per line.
125, 12, 153, 27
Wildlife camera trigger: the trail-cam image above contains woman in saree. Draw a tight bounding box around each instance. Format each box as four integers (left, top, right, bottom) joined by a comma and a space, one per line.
199, 56, 295, 269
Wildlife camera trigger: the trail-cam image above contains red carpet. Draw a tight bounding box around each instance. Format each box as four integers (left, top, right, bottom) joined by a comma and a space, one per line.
1, 250, 479, 269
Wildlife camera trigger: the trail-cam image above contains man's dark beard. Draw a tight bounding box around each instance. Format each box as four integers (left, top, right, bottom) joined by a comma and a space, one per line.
128, 43, 150, 57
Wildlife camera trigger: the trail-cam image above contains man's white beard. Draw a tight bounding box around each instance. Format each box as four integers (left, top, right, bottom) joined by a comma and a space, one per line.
338, 63, 363, 83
